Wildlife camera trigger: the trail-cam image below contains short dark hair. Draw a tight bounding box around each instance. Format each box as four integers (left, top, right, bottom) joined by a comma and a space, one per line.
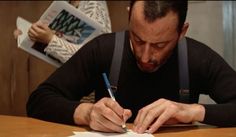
129, 0, 188, 32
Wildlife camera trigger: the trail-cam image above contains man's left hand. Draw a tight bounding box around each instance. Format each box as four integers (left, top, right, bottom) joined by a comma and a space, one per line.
133, 98, 205, 134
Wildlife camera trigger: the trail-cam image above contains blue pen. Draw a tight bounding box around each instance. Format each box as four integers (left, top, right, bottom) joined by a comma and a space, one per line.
102, 73, 127, 131
102, 73, 116, 101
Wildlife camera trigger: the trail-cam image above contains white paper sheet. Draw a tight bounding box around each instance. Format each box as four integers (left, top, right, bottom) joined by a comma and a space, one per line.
69, 130, 154, 137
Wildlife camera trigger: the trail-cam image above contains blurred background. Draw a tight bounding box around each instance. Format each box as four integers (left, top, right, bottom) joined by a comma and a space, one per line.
0, 1, 235, 116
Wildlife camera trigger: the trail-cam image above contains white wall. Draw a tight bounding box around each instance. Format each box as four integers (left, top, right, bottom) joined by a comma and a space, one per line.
186, 1, 224, 57
186, 1, 223, 104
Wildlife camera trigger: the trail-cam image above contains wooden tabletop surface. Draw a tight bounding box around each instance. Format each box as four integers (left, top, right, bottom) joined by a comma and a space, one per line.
1, 115, 236, 137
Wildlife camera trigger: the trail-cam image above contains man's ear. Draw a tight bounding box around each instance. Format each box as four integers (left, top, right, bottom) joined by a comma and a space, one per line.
179, 22, 189, 40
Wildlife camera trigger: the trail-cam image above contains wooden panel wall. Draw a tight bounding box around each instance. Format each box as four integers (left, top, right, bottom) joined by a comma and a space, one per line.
107, 1, 130, 32
0, 1, 53, 116
0, 1, 130, 116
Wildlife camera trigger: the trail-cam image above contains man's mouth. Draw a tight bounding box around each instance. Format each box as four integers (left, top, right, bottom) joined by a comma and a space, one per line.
137, 61, 157, 71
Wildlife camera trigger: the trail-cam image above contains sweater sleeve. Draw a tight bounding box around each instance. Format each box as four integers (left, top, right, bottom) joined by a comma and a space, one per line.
202, 53, 236, 126
197, 45, 236, 126
44, 35, 82, 63
27, 36, 101, 125
26, 33, 115, 125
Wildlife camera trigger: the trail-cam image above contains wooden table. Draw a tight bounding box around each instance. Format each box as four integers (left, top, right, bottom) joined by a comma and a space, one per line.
1, 115, 236, 137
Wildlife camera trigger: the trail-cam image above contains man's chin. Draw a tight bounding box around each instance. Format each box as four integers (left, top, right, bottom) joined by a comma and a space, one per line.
138, 64, 160, 73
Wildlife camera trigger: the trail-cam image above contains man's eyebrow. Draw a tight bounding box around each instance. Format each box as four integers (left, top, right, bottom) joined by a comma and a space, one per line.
152, 41, 169, 44
132, 30, 171, 44
132, 31, 145, 41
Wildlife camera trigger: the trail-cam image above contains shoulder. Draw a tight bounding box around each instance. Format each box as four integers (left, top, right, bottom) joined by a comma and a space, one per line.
186, 37, 222, 71
94, 32, 116, 44
186, 37, 222, 61
92, 31, 129, 50
186, 37, 213, 53
186, 37, 233, 76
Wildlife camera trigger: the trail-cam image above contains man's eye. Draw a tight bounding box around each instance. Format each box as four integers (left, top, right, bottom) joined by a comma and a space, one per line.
135, 39, 145, 45
151, 43, 166, 49
157, 43, 165, 48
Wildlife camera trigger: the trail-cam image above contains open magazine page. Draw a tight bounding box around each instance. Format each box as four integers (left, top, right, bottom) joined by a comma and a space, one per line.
40, 1, 103, 45
17, 17, 62, 67
17, 1, 103, 67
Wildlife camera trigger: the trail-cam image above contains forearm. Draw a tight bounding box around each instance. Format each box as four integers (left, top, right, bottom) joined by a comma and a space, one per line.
27, 89, 80, 125
45, 35, 81, 63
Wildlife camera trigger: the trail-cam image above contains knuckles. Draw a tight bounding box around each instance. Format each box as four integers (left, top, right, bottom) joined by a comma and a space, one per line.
148, 109, 157, 117
158, 98, 166, 102
102, 108, 113, 116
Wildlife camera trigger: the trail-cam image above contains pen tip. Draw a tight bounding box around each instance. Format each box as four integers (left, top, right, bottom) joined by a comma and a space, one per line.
122, 124, 128, 132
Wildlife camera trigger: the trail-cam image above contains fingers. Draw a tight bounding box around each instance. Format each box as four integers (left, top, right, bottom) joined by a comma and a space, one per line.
136, 103, 166, 133
30, 23, 45, 35
28, 21, 53, 44
133, 99, 181, 134
95, 101, 123, 125
90, 111, 125, 133
103, 98, 125, 117
28, 27, 38, 41
147, 105, 177, 133
28, 22, 43, 41
13, 29, 22, 39
99, 115, 126, 132
90, 118, 113, 132
123, 109, 132, 122
134, 99, 165, 130
89, 97, 131, 133
35, 20, 49, 30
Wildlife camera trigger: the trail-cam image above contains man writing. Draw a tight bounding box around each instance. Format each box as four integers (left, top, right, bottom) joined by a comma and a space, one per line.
27, 0, 236, 134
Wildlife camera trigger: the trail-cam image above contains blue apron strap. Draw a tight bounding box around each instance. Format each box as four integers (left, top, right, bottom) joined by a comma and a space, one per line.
178, 37, 190, 103
109, 31, 125, 91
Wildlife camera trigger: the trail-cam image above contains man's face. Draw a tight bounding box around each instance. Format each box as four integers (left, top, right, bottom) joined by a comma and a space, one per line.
129, 1, 181, 73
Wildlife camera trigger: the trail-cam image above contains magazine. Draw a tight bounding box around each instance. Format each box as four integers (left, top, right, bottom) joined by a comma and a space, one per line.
17, 1, 103, 67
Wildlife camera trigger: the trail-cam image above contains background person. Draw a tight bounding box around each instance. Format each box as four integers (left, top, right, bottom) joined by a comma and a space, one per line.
14, 0, 111, 63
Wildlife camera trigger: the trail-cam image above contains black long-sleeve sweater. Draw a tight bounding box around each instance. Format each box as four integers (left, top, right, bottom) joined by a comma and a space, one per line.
27, 31, 236, 126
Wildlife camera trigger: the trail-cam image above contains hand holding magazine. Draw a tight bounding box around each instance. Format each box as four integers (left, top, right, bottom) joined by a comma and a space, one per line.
17, 1, 103, 67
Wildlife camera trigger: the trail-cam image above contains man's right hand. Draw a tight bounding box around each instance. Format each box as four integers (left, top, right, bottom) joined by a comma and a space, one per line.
73, 97, 132, 133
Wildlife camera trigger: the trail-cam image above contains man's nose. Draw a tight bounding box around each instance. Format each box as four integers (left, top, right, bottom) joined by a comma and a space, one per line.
140, 44, 151, 63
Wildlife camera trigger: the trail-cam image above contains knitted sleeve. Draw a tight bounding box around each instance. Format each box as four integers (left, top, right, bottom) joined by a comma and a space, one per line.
44, 35, 82, 63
